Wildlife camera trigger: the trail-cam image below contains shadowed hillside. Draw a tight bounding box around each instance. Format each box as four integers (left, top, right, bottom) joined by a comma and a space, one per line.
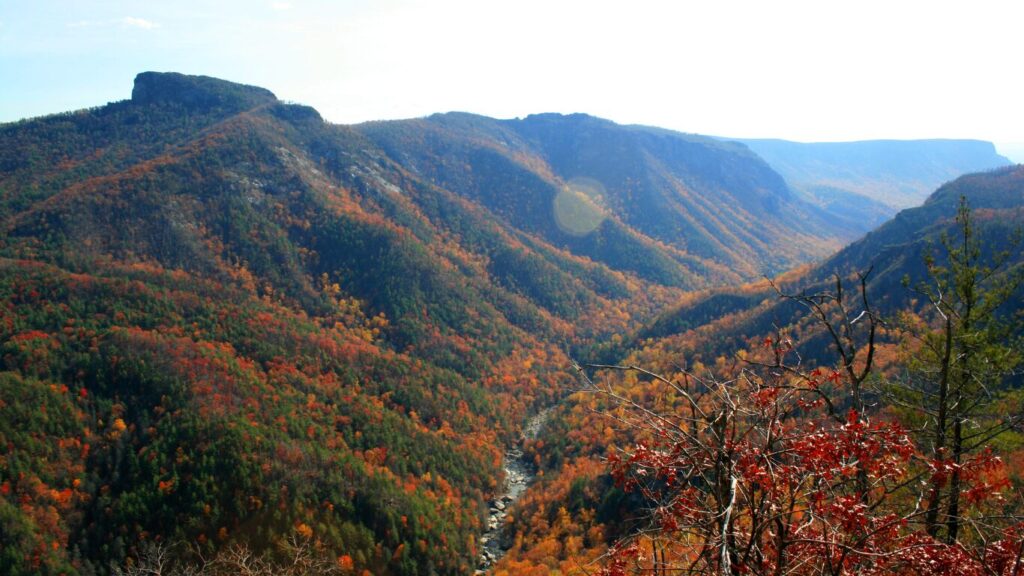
358, 113, 855, 280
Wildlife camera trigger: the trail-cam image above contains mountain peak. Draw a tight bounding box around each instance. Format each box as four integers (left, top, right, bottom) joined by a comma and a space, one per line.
131, 71, 277, 111
521, 112, 608, 126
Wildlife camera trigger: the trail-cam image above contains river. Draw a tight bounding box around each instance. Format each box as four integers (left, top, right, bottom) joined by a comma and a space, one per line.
475, 408, 552, 573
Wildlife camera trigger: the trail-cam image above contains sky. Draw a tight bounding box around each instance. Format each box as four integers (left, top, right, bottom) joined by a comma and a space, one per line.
2, 0, 1023, 161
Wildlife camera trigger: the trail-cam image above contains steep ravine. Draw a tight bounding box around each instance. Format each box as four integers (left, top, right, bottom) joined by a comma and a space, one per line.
476, 409, 552, 572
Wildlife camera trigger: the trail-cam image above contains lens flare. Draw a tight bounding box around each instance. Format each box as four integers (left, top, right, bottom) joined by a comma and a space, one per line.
553, 177, 607, 236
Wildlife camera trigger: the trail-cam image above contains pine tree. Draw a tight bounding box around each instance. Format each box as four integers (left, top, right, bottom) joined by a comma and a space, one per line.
895, 195, 1023, 542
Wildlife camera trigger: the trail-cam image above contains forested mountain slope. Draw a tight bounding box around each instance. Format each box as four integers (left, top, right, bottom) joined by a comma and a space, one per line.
0, 72, 581, 576
358, 113, 855, 279
488, 164, 1024, 575
637, 164, 1024, 361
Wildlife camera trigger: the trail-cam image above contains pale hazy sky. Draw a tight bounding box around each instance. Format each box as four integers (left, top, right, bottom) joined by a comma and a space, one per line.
2, 0, 1022, 160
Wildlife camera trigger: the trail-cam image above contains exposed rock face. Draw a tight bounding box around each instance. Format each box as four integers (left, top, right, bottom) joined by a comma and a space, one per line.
131, 71, 277, 112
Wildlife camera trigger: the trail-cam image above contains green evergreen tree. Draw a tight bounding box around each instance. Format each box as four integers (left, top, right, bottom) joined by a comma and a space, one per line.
896, 195, 1023, 542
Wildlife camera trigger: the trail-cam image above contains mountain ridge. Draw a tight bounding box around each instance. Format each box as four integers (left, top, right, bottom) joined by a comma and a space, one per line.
355, 110, 856, 282
733, 137, 1012, 232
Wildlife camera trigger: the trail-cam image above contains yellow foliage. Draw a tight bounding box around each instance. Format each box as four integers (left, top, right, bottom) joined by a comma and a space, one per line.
295, 522, 313, 540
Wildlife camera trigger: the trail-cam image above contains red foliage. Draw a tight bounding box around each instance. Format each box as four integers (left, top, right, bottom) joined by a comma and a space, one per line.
597, 360, 1017, 576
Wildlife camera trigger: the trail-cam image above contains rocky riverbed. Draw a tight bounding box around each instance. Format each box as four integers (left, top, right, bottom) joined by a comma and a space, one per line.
476, 409, 551, 572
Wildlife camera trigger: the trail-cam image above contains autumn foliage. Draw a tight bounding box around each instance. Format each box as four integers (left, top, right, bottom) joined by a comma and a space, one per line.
592, 357, 1021, 575
2, 73, 1023, 576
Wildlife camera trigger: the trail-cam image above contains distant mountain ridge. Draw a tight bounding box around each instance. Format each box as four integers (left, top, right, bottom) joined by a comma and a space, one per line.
733, 137, 1012, 233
